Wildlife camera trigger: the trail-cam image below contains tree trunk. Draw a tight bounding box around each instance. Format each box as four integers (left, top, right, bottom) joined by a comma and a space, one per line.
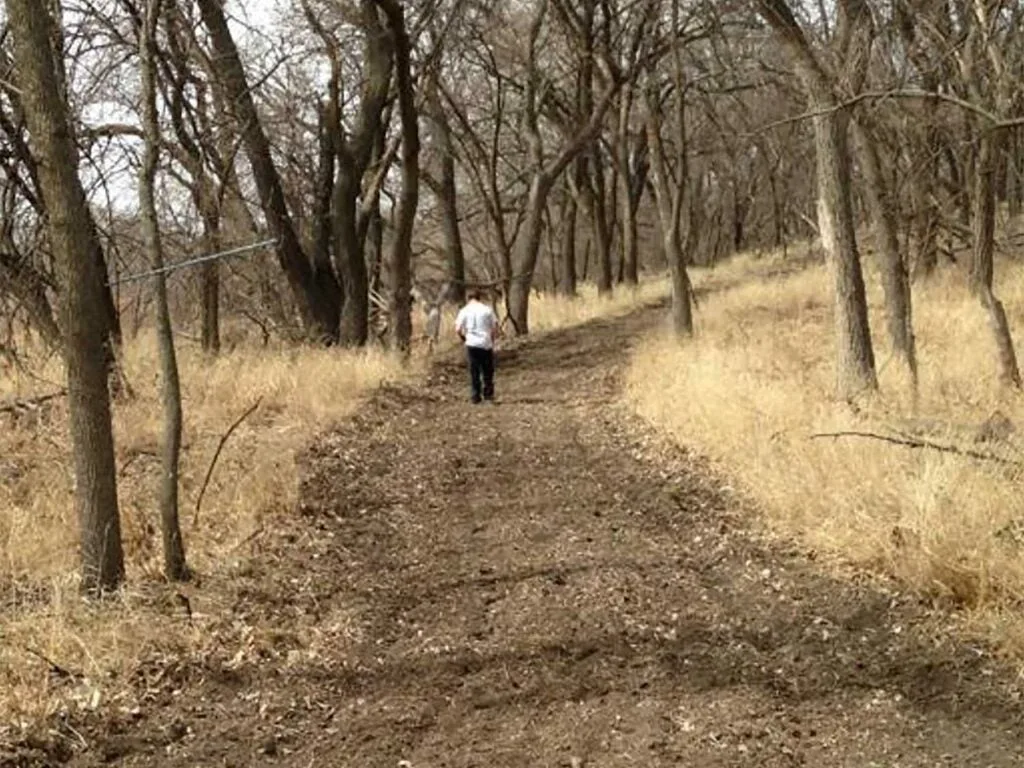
814, 110, 877, 399
375, 0, 418, 353
643, 8, 694, 340
666, 226, 694, 336
507, 174, 552, 334
367, 204, 383, 297
330, 0, 392, 347
8, 0, 124, 593
334, 174, 370, 346
139, 0, 188, 581
200, 261, 220, 354
853, 119, 917, 386
971, 129, 1021, 388
196, 0, 339, 342
1008, 129, 1021, 220
196, 181, 222, 355
620, 135, 647, 286
578, 171, 613, 296
311, 97, 343, 328
912, 99, 941, 277
755, 0, 877, 400
559, 180, 578, 297
425, 67, 465, 305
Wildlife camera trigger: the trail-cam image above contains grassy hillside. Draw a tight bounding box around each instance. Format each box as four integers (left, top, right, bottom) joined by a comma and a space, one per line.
627, 251, 1024, 658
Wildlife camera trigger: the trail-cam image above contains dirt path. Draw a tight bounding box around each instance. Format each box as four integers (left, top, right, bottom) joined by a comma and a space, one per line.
34, 303, 1024, 766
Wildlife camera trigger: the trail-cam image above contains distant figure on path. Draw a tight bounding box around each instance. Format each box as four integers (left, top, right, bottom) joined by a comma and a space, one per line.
424, 303, 442, 353
454, 288, 499, 404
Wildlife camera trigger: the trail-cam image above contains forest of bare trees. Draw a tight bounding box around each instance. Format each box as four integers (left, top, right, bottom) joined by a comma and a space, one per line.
2, 0, 1023, 590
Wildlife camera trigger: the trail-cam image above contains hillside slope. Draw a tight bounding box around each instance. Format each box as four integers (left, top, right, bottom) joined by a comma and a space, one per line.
6, 299, 1024, 767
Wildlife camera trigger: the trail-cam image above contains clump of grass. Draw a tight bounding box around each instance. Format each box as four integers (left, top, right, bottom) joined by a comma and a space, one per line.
625, 252, 1024, 655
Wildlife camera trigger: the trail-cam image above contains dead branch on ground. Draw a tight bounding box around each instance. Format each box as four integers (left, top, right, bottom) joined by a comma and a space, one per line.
810, 430, 1022, 466
193, 396, 263, 526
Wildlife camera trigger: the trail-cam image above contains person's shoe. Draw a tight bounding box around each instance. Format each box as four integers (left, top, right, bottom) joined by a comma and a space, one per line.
471, 397, 482, 404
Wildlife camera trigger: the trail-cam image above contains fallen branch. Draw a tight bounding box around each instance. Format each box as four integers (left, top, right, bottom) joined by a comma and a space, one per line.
193, 397, 263, 527
0, 389, 66, 415
810, 430, 1022, 466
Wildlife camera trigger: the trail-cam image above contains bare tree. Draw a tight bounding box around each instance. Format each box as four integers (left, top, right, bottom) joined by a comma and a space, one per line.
374, 0, 419, 352
196, 0, 341, 343
505, 0, 629, 333
7, 0, 125, 594
755, 0, 877, 401
423, 31, 466, 304
852, 115, 917, 387
961, 0, 1021, 387
138, 0, 188, 580
644, 0, 701, 337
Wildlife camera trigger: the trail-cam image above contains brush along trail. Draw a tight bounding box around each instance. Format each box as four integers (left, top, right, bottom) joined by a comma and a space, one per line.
16, 301, 1024, 767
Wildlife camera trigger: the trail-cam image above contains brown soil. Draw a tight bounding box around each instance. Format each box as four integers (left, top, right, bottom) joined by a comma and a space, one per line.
7, 302, 1024, 767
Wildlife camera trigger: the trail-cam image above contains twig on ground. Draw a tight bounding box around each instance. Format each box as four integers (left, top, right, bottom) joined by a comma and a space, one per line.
231, 525, 266, 551
193, 397, 263, 527
24, 647, 81, 681
810, 430, 1022, 466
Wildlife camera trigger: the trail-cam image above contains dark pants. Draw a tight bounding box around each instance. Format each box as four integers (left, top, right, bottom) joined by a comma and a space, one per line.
466, 345, 495, 402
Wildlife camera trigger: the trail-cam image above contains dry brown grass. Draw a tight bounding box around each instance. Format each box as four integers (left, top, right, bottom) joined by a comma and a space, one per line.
626, 249, 1024, 657
525, 277, 670, 332
0, 332, 410, 727
0, 277, 670, 730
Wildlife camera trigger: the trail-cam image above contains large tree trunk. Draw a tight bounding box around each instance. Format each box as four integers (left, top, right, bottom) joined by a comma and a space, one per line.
311, 96, 343, 329
425, 65, 465, 305
195, 179, 222, 355
139, 0, 188, 581
330, 0, 393, 347
507, 174, 553, 334
814, 110, 877, 399
374, 0, 418, 353
8, 0, 125, 593
333, 175, 370, 346
853, 118, 917, 386
971, 129, 1021, 388
196, 0, 339, 342
757, 0, 877, 401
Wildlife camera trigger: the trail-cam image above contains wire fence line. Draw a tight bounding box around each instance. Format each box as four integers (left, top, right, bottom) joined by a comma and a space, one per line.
107, 237, 538, 300
107, 238, 279, 287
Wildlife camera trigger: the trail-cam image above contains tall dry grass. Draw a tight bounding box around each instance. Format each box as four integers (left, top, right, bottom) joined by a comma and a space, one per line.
525, 277, 670, 332
0, 278, 669, 729
0, 332, 410, 726
626, 251, 1024, 656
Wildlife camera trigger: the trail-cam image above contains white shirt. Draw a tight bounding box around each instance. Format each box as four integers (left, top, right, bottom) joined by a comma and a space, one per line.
454, 300, 497, 350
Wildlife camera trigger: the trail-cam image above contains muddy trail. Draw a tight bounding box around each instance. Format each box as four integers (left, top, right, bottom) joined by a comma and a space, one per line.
16, 301, 1024, 767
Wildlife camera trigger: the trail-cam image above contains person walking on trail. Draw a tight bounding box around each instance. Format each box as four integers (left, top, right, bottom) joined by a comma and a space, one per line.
455, 288, 499, 404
